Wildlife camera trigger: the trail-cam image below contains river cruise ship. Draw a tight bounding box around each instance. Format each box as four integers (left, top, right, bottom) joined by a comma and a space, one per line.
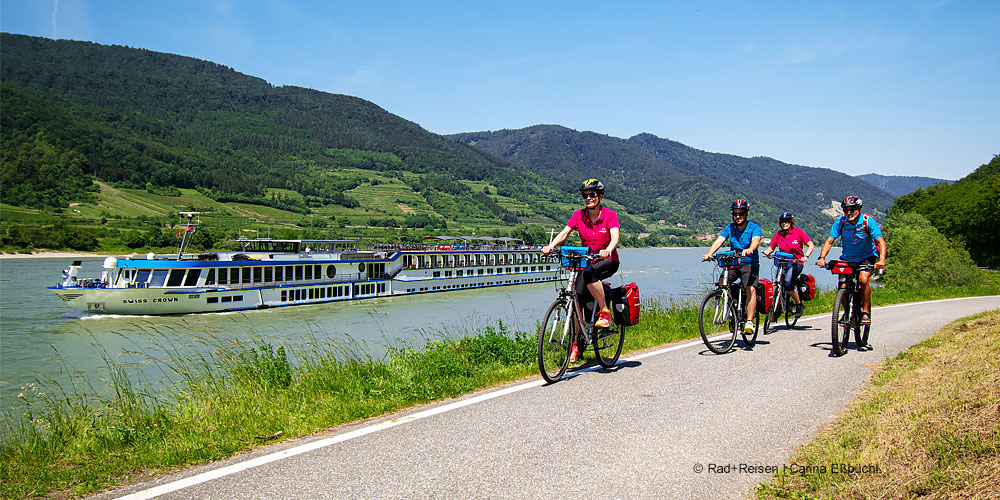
50, 213, 561, 315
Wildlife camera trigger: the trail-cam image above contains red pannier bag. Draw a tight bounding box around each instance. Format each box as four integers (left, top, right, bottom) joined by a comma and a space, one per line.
797, 274, 816, 301
757, 278, 775, 313
611, 282, 641, 326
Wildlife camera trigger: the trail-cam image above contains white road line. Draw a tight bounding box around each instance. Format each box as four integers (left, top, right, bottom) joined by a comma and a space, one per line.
117, 295, 998, 499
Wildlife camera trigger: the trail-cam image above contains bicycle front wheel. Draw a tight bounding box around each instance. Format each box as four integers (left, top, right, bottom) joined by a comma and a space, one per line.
762, 286, 780, 335
699, 289, 736, 354
854, 302, 870, 348
538, 300, 572, 383
831, 288, 852, 356
593, 323, 625, 368
784, 293, 799, 329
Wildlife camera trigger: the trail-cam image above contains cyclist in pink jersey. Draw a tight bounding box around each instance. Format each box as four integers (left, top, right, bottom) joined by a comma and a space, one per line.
542, 178, 620, 362
762, 212, 814, 317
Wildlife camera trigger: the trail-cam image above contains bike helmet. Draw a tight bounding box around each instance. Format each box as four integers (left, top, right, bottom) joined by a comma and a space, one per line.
841, 196, 863, 210
731, 199, 749, 211
779, 212, 794, 222
580, 178, 605, 194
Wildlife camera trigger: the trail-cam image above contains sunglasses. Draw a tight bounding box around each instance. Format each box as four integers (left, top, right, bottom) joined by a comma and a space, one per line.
582, 192, 599, 199
844, 207, 861, 213
732, 211, 747, 217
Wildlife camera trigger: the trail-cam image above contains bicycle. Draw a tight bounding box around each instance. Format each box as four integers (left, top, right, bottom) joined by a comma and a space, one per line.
698, 250, 759, 354
825, 260, 875, 356
762, 251, 800, 334
537, 247, 626, 383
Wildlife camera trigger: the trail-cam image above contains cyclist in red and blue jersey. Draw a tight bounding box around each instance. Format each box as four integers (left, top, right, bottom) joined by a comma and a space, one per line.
763, 212, 814, 318
816, 196, 887, 325
542, 178, 620, 362
702, 199, 762, 335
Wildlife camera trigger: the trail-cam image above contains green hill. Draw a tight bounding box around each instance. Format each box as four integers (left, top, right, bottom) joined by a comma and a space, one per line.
449, 126, 894, 237
890, 155, 1000, 268
0, 33, 568, 234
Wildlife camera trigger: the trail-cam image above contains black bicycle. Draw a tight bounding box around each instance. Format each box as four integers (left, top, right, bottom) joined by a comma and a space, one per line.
537, 247, 625, 383
698, 250, 759, 354
826, 260, 875, 356
762, 251, 800, 334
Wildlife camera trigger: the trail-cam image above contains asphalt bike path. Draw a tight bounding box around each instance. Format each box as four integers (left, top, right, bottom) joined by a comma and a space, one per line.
95, 296, 1000, 500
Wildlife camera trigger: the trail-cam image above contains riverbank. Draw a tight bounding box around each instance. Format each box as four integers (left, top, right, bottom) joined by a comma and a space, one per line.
754, 309, 1000, 499
0, 251, 106, 259
1, 276, 998, 498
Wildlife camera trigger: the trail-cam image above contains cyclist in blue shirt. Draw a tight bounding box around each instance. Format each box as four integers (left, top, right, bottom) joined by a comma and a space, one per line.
816, 196, 887, 325
702, 199, 762, 335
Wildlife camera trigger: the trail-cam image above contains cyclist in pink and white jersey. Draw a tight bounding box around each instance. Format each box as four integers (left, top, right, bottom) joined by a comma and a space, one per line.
763, 212, 814, 318
542, 178, 620, 362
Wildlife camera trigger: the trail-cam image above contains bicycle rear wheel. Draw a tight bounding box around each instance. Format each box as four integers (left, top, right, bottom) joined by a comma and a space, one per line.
538, 300, 572, 383
831, 288, 852, 356
593, 323, 625, 368
699, 289, 736, 354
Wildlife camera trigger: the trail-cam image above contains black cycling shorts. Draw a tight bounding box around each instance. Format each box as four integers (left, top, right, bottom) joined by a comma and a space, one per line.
724, 265, 759, 289
575, 258, 619, 296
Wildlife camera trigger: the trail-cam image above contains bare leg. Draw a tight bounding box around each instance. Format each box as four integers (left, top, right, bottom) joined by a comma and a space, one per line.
586, 280, 607, 311
746, 284, 757, 318
859, 272, 871, 315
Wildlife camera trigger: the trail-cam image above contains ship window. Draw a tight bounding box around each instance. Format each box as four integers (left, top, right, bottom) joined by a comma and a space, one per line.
326, 265, 336, 279
135, 269, 151, 284
217, 268, 227, 285
304, 266, 313, 280
295, 266, 303, 281
264, 267, 272, 283
207, 297, 218, 303
222, 296, 232, 303
433, 271, 440, 278
281, 290, 287, 302
445, 271, 452, 277
253, 267, 262, 283
456, 270, 463, 276
275, 266, 283, 281
150, 270, 169, 287
286, 266, 294, 281
314, 265, 321, 279
327, 286, 332, 296
206, 269, 216, 285
478, 269, 484, 275
228, 268, 239, 285
184, 269, 201, 286
242, 268, 251, 284
309, 288, 314, 299
233, 295, 243, 302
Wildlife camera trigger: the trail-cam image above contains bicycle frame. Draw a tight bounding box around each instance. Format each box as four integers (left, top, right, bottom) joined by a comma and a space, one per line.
558, 258, 599, 344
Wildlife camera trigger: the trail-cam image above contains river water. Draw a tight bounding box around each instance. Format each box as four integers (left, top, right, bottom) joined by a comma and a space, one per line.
0, 248, 841, 410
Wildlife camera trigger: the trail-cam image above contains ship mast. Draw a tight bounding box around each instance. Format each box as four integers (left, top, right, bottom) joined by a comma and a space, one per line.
176, 212, 200, 260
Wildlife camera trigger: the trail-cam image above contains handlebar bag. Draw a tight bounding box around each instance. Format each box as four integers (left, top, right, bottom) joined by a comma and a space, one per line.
830, 261, 854, 275
560, 246, 591, 271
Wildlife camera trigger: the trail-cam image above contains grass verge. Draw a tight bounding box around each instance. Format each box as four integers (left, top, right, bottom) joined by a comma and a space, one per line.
1, 274, 998, 499
754, 309, 1000, 500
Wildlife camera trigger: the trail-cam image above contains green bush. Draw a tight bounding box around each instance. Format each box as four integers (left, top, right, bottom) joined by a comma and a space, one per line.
882, 212, 982, 288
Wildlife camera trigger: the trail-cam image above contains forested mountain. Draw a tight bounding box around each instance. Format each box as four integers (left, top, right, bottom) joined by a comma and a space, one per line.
450, 126, 893, 236
0, 33, 563, 217
855, 173, 953, 198
890, 155, 999, 268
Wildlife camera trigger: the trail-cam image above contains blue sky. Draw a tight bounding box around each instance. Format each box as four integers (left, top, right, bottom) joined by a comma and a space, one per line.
2, 0, 998, 179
